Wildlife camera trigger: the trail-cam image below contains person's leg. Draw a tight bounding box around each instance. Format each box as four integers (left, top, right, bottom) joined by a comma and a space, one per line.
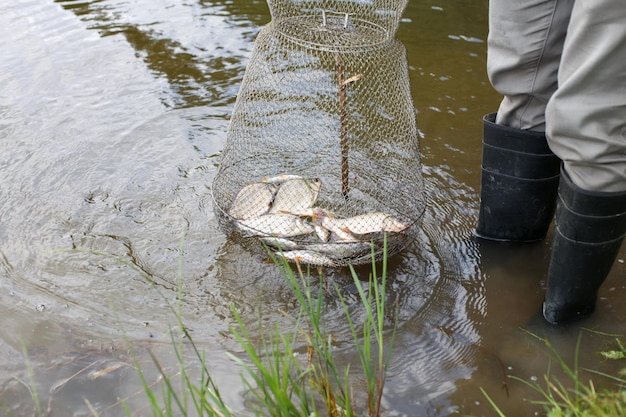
487, 0, 573, 131
543, 170, 626, 324
545, 0, 626, 194
476, 0, 573, 241
543, 0, 626, 324
476, 113, 560, 241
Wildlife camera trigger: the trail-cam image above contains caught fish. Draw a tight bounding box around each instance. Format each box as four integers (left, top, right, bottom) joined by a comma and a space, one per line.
309, 207, 356, 242
260, 236, 301, 251
269, 177, 322, 216
236, 213, 315, 238
319, 218, 358, 242
322, 212, 409, 236
228, 182, 276, 220
313, 224, 331, 242
276, 250, 338, 267
261, 174, 303, 184
305, 207, 330, 241
327, 224, 358, 242
305, 242, 371, 259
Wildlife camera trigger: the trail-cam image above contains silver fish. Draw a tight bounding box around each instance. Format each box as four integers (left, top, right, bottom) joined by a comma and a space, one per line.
260, 236, 301, 251
275, 250, 338, 267
308, 207, 356, 242
228, 182, 276, 220
305, 242, 371, 259
307, 207, 332, 241
236, 213, 315, 238
269, 177, 322, 216
319, 217, 358, 242
322, 212, 409, 236
313, 224, 331, 242
261, 174, 303, 184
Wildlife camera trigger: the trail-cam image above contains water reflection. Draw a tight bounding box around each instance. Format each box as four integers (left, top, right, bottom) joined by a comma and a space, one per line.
55, 0, 258, 108
0, 0, 224, 342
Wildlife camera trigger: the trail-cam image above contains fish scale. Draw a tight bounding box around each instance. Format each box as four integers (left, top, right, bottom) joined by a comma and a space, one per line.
269, 177, 322, 216
236, 213, 315, 237
228, 182, 276, 220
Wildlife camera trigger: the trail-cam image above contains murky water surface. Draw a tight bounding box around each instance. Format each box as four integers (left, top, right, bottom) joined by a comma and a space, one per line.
1, 0, 624, 415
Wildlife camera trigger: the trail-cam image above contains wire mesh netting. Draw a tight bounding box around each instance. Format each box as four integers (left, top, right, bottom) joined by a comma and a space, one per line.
212, 0, 426, 266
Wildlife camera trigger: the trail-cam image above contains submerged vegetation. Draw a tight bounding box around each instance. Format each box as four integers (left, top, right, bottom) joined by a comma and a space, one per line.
4, 241, 625, 416
129, 240, 397, 417
483, 331, 626, 417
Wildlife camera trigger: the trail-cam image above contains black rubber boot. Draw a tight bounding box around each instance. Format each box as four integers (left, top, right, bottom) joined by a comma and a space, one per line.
476, 113, 561, 242
543, 170, 626, 324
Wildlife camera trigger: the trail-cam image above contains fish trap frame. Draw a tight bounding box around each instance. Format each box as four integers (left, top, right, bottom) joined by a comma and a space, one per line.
212, 0, 426, 266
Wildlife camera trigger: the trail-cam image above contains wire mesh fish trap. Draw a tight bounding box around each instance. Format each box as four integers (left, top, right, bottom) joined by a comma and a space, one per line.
212, 0, 425, 267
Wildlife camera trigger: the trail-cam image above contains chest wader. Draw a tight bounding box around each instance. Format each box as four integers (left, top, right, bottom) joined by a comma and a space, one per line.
475, 113, 561, 242
543, 169, 626, 324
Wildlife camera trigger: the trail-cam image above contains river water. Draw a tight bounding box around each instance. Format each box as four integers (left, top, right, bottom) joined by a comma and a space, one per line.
0, 0, 624, 416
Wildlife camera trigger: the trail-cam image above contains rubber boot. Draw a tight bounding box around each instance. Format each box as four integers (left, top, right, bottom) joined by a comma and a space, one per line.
543, 169, 626, 324
476, 113, 562, 242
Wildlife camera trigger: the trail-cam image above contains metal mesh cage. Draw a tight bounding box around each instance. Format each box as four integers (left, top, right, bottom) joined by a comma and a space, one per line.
212, 0, 425, 266
267, 0, 408, 43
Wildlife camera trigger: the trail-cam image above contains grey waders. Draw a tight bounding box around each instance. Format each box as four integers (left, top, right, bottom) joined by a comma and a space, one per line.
476, 113, 561, 242
543, 170, 626, 324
